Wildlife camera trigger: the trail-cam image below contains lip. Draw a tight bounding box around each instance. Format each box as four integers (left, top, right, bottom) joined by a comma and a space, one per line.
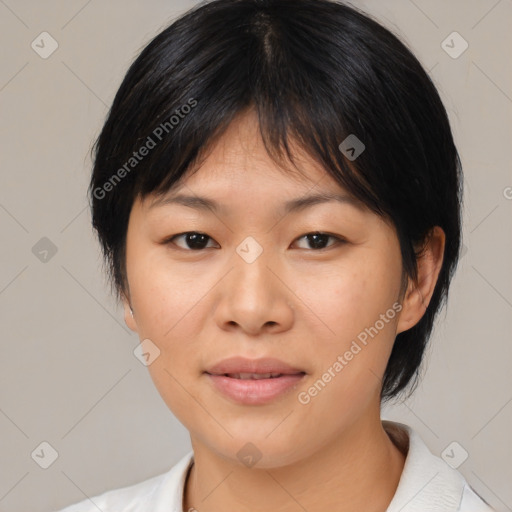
205, 356, 306, 376
204, 356, 306, 405
206, 373, 306, 405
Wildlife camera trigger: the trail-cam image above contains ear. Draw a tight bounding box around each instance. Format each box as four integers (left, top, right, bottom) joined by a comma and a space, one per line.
396, 226, 446, 335
121, 292, 138, 332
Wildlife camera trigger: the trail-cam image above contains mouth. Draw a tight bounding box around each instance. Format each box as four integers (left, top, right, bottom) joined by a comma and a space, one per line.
205, 356, 306, 376
204, 356, 307, 404
204, 371, 307, 405
206, 371, 306, 379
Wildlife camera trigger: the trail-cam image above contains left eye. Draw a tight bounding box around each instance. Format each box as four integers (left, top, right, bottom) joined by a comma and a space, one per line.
166, 232, 219, 250
293, 232, 344, 250
165, 231, 344, 251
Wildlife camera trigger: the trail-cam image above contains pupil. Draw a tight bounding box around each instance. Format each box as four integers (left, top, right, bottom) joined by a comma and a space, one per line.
187, 233, 209, 250
184, 233, 329, 250
308, 234, 328, 249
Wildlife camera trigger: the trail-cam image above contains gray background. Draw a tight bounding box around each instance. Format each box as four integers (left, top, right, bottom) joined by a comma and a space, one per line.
0, 1, 511, 511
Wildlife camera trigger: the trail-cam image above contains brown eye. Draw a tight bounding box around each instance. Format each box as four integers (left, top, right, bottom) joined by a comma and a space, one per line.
163, 231, 344, 251
166, 232, 219, 250
293, 232, 344, 250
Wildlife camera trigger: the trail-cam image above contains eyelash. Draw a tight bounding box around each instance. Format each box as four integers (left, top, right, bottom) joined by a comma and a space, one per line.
163, 231, 346, 252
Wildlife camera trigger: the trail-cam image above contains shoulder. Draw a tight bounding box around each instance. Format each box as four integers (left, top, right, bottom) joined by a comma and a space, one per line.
383, 421, 495, 512
52, 450, 194, 512
459, 484, 495, 511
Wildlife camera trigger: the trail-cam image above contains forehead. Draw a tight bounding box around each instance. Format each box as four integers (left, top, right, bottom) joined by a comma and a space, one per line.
150, 110, 362, 210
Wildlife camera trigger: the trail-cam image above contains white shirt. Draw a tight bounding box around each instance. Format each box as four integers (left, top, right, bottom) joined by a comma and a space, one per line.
54, 421, 495, 512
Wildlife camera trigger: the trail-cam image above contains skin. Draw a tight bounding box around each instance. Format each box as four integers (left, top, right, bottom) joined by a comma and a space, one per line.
122, 109, 445, 512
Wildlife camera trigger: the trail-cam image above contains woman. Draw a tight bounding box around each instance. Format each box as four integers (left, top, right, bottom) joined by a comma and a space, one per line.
55, 0, 495, 510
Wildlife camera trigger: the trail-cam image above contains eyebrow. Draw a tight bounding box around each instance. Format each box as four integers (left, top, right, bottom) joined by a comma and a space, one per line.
149, 191, 365, 214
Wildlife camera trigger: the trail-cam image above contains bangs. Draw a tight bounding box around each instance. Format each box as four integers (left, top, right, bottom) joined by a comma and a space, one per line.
93, 0, 418, 219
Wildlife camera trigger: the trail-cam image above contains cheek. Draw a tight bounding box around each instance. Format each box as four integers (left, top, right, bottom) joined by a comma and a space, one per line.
127, 255, 210, 414
127, 241, 203, 336
127, 248, 219, 391
291, 248, 402, 408
294, 250, 400, 345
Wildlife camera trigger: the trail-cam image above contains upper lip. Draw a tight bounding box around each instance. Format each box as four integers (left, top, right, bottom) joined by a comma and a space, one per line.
205, 357, 306, 376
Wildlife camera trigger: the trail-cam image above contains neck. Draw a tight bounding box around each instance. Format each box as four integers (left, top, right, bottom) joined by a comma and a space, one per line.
183, 416, 406, 512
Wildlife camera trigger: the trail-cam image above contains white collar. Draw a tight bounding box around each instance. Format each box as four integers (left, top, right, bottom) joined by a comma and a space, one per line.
382, 420, 466, 511
134, 420, 467, 511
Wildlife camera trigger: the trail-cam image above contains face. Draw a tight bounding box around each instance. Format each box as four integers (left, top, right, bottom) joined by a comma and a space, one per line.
122, 110, 425, 468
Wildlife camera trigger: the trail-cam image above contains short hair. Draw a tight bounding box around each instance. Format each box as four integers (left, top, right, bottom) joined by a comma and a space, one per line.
89, 0, 463, 403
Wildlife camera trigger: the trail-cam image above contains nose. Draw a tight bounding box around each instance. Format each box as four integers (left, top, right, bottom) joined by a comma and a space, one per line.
213, 248, 294, 336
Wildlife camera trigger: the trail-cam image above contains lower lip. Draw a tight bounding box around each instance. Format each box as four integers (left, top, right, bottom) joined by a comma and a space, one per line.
206, 373, 306, 405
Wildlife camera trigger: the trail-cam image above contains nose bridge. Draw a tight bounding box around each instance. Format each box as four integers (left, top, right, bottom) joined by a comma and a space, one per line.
208, 206, 299, 333
231, 234, 275, 296
214, 233, 289, 332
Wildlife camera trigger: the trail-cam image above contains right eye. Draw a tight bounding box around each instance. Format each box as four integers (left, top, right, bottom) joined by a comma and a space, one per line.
164, 232, 219, 251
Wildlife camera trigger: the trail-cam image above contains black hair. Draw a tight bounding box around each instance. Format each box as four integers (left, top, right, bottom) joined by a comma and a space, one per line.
89, 0, 463, 403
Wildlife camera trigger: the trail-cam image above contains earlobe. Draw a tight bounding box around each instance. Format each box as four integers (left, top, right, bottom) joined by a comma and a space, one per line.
395, 226, 445, 335
122, 295, 138, 332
